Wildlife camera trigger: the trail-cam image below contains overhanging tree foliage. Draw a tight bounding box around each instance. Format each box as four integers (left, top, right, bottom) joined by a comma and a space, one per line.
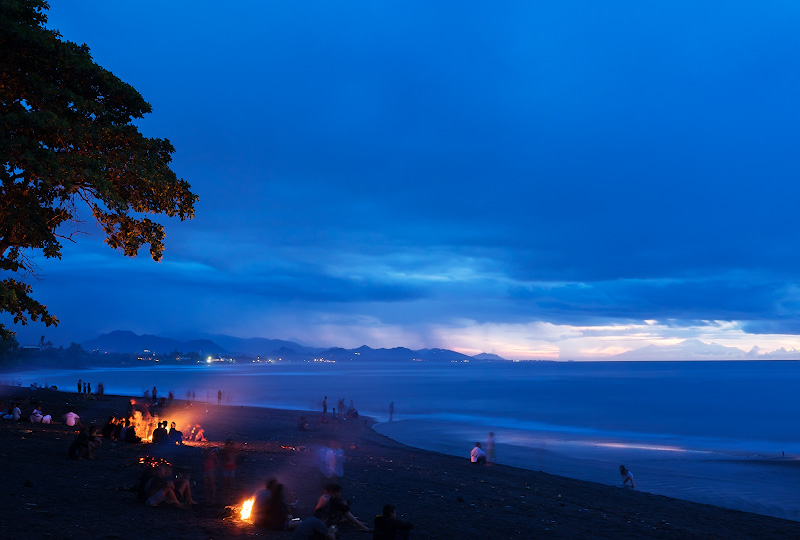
0, 0, 197, 340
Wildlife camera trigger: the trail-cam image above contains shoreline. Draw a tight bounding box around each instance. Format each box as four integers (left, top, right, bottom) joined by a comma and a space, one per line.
373, 418, 800, 522
2, 385, 800, 539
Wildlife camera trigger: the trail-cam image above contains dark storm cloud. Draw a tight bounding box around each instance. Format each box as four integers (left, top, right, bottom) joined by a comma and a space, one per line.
508, 275, 794, 323
11, 1, 800, 355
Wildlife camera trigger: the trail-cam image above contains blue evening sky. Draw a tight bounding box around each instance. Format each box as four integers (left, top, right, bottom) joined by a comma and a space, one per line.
11, 1, 800, 359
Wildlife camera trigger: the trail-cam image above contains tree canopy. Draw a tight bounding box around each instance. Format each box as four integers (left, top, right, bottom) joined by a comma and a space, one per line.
0, 0, 197, 340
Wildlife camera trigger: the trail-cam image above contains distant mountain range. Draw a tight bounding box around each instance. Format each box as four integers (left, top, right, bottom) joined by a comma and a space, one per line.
80, 332, 800, 362
81, 330, 504, 362
611, 338, 800, 361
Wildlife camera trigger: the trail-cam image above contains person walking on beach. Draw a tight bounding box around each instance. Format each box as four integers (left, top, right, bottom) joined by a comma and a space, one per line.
619, 465, 635, 488
218, 389, 222, 405
323, 396, 327, 415
389, 401, 394, 422
77, 379, 82, 395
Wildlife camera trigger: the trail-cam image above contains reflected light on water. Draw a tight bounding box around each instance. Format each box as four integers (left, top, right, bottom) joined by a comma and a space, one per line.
592, 441, 709, 453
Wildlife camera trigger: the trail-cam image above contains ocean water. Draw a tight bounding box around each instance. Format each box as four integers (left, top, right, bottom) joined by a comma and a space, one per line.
4, 360, 800, 520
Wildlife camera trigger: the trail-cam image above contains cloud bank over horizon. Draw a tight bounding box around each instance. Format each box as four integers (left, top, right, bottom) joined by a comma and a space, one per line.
7, 1, 800, 360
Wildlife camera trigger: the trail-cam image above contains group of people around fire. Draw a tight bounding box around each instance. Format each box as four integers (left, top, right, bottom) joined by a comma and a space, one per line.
3, 383, 420, 539
248, 479, 414, 540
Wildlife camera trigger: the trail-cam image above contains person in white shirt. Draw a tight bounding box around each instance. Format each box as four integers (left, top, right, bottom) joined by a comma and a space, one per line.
30, 406, 52, 424
2, 403, 21, 421
470, 442, 486, 465
63, 411, 81, 427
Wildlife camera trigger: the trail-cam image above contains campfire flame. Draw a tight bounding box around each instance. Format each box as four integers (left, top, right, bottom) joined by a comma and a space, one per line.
240, 497, 255, 521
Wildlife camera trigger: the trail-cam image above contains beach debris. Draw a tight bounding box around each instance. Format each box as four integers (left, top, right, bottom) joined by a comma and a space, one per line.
219, 506, 237, 519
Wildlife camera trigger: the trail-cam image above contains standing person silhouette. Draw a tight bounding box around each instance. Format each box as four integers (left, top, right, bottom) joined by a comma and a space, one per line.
486, 432, 496, 465
217, 390, 222, 405
221, 439, 238, 503
389, 401, 394, 422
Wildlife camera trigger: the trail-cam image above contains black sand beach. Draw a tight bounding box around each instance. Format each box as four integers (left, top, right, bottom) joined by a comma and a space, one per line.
2, 385, 799, 540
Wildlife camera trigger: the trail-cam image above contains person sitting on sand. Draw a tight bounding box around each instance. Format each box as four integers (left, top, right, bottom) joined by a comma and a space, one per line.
63, 411, 81, 427
315, 483, 371, 532
30, 405, 52, 424
373, 504, 414, 540
101, 416, 114, 438
112, 418, 123, 439
1, 402, 21, 422
123, 419, 142, 443
190, 423, 207, 441
292, 509, 336, 540
470, 442, 486, 465
169, 421, 183, 445
68, 425, 101, 459
142, 464, 195, 507
68, 426, 90, 460
619, 465, 635, 488
252, 478, 276, 526
152, 421, 169, 444
86, 425, 102, 457
253, 478, 299, 531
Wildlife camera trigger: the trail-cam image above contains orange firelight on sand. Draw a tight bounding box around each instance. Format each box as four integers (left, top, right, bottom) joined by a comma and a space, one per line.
240, 497, 255, 521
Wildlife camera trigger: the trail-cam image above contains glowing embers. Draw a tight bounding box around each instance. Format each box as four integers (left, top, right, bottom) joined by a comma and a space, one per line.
138, 455, 173, 467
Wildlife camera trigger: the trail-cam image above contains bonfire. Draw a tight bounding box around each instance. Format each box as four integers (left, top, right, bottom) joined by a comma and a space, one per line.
240, 497, 255, 521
